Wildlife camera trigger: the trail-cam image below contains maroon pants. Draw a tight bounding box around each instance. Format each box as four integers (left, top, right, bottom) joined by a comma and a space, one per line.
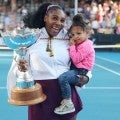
28, 79, 83, 120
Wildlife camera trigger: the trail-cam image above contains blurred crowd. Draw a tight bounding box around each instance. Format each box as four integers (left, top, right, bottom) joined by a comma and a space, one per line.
0, 0, 120, 35
67, 0, 120, 35
0, 5, 28, 32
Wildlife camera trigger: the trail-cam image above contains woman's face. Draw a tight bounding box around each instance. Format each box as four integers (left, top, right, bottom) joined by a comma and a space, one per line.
44, 9, 66, 37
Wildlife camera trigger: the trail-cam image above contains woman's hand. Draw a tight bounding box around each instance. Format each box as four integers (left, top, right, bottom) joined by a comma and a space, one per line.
18, 59, 29, 72
76, 75, 89, 87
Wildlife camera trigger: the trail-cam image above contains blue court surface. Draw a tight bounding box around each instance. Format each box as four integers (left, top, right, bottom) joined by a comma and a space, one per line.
0, 49, 120, 120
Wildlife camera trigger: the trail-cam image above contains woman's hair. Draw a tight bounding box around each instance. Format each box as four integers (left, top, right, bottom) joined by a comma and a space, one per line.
68, 13, 90, 33
23, 3, 63, 29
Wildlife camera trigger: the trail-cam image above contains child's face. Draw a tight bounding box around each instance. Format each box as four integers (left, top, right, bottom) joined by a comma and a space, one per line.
70, 26, 88, 45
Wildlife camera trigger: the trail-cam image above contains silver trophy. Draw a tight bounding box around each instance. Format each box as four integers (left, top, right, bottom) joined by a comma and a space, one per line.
1, 28, 46, 106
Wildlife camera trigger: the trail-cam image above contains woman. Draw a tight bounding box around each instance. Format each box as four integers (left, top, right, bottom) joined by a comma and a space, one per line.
7, 3, 91, 120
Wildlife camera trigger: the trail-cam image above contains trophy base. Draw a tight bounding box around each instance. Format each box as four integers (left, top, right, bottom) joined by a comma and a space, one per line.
8, 83, 47, 106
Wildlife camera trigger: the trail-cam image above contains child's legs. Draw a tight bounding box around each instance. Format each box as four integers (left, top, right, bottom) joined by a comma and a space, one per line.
58, 70, 79, 99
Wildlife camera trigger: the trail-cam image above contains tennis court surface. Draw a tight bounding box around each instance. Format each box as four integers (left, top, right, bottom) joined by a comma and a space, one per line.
0, 49, 120, 120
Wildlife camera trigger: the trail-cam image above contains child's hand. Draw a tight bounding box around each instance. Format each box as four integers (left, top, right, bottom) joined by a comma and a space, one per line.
69, 39, 75, 45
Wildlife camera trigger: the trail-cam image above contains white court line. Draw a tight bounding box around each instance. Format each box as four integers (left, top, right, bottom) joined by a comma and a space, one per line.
96, 56, 120, 65
1, 86, 120, 90
0, 54, 13, 57
84, 87, 120, 89
0, 87, 6, 89
94, 44, 120, 48
95, 63, 120, 76
76, 86, 120, 90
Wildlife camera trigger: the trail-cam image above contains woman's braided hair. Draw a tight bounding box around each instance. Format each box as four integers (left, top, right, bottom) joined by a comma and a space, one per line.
23, 3, 51, 28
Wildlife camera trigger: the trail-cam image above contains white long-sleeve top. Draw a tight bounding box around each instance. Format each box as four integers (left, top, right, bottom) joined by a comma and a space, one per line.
28, 28, 70, 80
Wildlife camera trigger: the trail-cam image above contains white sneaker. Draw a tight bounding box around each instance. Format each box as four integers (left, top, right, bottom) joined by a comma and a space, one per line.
54, 102, 75, 115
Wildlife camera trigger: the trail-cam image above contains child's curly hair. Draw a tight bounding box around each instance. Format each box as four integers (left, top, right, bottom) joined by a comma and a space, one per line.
68, 13, 91, 35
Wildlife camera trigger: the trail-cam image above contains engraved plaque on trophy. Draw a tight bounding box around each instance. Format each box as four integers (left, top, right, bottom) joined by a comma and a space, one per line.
1, 28, 47, 106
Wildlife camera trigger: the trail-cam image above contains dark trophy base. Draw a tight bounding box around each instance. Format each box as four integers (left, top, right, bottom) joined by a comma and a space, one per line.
8, 83, 47, 106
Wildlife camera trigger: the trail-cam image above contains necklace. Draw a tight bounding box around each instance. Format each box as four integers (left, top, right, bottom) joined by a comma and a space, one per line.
46, 37, 54, 57
38, 37, 68, 57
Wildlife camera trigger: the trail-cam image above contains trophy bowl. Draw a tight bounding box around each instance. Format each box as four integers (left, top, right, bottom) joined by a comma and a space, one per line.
1, 28, 47, 106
